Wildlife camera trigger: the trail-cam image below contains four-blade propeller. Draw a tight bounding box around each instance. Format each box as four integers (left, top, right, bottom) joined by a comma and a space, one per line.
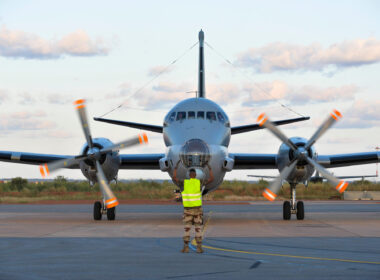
258, 110, 348, 201
39, 99, 149, 208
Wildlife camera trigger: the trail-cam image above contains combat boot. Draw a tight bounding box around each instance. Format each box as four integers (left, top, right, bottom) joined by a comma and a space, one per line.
196, 243, 203, 253
181, 242, 189, 253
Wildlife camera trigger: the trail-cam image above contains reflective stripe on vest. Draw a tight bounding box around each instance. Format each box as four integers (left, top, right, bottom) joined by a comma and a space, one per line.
182, 178, 202, 207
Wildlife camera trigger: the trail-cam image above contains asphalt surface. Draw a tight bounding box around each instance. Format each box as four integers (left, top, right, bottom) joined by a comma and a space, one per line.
0, 201, 379, 279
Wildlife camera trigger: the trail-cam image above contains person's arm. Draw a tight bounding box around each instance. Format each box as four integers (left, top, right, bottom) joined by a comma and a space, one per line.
172, 160, 181, 184
206, 164, 214, 185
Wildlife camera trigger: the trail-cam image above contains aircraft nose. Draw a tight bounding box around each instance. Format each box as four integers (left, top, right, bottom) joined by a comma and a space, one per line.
180, 139, 211, 167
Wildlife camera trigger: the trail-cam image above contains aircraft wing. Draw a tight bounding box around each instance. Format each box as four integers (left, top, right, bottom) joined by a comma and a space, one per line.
0, 151, 78, 168
229, 153, 277, 169
119, 154, 164, 169
229, 151, 379, 170
231, 116, 310, 135
317, 152, 380, 168
94, 117, 163, 133
0, 151, 164, 170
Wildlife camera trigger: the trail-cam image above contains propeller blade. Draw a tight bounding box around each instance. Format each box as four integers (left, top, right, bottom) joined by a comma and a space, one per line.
305, 109, 342, 150
74, 99, 94, 149
262, 160, 298, 201
98, 133, 148, 154
39, 157, 82, 178
257, 113, 298, 151
95, 161, 119, 209
306, 157, 348, 193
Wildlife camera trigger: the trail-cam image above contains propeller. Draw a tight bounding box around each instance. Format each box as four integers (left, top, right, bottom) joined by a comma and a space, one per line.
257, 110, 348, 201
39, 99, 149, 208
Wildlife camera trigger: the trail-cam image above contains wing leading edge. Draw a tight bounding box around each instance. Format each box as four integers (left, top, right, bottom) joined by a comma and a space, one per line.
317, 152, 380, 168
0, 151, 164, 170
0, 151, 78, 168
229, 151, 380, 170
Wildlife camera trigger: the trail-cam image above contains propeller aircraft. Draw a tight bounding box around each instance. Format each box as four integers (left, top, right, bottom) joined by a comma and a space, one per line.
0, 30, 379, 220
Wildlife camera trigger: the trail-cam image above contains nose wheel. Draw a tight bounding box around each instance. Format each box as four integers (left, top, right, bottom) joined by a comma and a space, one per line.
93, 201, 116, 221
282, 184, 304, 220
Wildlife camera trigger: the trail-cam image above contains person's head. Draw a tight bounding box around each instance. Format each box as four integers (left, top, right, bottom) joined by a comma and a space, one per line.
189, 169, 196, 178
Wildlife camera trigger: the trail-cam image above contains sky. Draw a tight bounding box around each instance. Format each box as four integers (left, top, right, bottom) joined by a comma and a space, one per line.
0, 0, 379, 181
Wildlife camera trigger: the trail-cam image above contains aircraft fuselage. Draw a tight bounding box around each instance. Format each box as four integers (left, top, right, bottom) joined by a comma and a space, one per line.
162, 98, 231, 192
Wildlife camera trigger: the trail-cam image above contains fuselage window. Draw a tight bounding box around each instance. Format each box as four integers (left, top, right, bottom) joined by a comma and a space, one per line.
188, 111, 195, 119
206, 111, 216, 121
176, 111, 186, 121
217, 112, 225, 123
197, 111, 204, 119
168, 112, 176, 122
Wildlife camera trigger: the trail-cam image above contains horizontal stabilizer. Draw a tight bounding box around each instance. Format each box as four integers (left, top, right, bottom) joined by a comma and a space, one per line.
231, 116, 310, 135
94, 117, 163, 133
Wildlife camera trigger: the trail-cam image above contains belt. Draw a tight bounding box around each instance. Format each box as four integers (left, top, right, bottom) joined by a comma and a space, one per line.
184, 206, 202, 210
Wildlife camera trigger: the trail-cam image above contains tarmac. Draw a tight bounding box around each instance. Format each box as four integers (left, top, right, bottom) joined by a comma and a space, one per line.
0, 201, 379, 279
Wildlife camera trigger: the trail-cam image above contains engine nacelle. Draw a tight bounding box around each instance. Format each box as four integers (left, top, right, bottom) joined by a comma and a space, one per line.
79, 138, 121, 184
277, 137, 316, 184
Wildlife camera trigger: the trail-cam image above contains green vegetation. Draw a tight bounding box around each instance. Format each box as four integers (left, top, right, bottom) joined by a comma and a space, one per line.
0, 176, 379, 203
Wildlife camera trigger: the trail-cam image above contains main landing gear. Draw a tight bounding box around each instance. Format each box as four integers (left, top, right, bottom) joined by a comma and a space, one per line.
93, 200, 116, 221
283, 183, 304, 220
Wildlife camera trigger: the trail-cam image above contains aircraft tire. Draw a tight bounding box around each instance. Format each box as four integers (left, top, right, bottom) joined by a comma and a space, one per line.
296, 201, 304, 220
107, 207, 116, 221
93, 201, 102, 220
283, 201, 291, 220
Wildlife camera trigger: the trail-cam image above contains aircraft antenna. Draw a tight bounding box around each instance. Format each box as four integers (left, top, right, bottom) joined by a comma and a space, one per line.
204, 41, 306, 118
197, 29, 205, 98
97, 41, 198, 118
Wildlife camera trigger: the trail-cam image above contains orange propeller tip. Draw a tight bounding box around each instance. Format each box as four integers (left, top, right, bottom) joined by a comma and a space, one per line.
73, 99, 85, 105
330, 109, 343, 120
142, 133, 148, 144
262, 188, 276, 201
257, 113, 268, 127
105, 198, 119, 208
39, 164, 50, 178
256, 113, 266, 122
336, 180, 348, 193
138, 133, 148, 144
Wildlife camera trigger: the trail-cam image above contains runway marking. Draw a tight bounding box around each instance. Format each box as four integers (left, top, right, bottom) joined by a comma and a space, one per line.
191, 211, 380, 265
201, 245, 380, 265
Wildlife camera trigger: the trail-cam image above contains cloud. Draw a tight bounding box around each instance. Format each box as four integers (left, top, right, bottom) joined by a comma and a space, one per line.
243, 80, 288, 105
0, 89, 9, 104
235, 38, 380, 73
336, 99, 380, 129
242, 81, 358, 106
206, 83, 241, 106
45, 93, 74, 105
286, 84, 358, 105
18, 92, 37, 105
0, 26, 109, 59
135, 82, 190, 108
0, 110, 55, 131
147, 65, 172, 77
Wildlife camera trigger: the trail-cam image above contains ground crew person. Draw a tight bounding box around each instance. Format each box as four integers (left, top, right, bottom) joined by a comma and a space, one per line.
173, 162, 214, 253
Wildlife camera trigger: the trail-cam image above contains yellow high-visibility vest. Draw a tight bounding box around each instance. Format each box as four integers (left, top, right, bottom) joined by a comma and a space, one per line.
182, 178, 202, 207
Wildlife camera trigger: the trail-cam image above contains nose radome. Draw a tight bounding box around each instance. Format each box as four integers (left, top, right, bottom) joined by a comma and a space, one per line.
180, 139, 211, 167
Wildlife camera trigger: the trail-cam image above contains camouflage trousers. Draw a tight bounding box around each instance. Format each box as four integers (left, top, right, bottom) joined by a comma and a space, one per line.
183, 207, 203, 244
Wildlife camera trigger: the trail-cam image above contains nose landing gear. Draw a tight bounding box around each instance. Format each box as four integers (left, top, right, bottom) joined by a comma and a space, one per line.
93, 200, 116, 221
283, 184, 304, 220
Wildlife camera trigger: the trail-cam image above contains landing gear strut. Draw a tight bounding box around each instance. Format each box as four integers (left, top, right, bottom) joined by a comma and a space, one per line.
93, 200, 116, 221
282, 184, 304, 220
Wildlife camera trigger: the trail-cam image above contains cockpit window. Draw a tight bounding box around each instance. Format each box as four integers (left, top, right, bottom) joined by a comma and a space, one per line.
168, 112, 176, 122
217, 112, 225, 123
197, 111, 204, 119
206, 111, 216, 121
188, 111, 195, 119
176, 111, 186, 121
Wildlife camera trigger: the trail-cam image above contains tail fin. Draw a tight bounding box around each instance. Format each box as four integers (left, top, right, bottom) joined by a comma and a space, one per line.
197, 29, 205, 98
